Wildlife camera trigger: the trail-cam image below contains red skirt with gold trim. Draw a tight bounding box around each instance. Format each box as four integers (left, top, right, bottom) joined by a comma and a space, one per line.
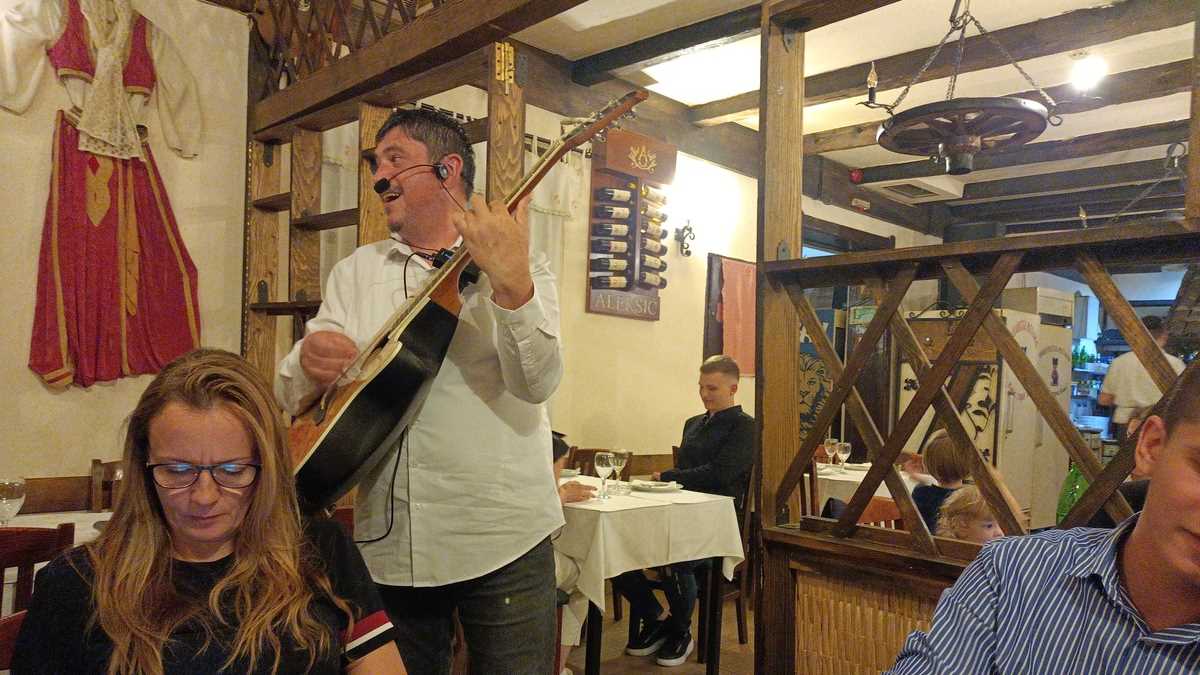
29, 111, 201, 388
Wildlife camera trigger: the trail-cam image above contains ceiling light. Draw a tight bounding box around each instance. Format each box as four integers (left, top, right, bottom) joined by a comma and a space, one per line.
1070, 54, 1108, 92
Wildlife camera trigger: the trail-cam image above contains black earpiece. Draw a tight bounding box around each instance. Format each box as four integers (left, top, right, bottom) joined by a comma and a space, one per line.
433, 163, 449, 180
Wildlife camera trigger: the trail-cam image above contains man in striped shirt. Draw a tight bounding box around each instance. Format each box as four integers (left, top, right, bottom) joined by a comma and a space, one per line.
889, 363, 1200, 674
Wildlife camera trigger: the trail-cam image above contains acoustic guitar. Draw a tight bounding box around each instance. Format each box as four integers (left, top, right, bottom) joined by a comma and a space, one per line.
289, 90, 649, 510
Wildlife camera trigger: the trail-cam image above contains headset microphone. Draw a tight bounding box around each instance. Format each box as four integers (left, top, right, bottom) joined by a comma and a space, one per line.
373, 163, 449, 194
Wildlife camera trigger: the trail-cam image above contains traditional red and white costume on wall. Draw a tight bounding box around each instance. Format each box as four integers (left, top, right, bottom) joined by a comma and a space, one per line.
1, 0, 201, 388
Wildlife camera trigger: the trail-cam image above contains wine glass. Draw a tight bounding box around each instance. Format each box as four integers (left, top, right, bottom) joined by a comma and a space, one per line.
611, 450, 631, 495
594, 452, 615, 500
0, 477, 27, 527
823, 437, 838, 469
836, 442, 852, 472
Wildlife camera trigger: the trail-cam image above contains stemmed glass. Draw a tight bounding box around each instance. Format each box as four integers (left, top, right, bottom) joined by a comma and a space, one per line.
836, 442, 852, 473
823, 437, 838, 470
594, 452, 615, 500
611, 450, 631, 495
0, 477, 27, 527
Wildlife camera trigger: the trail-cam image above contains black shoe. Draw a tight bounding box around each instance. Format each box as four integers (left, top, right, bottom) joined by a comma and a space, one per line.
625, 618, 669, 656
654, 631, 694, 667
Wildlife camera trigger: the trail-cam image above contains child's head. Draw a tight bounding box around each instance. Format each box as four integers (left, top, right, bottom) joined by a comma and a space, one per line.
552, 432, 571, 475
922, 429, 971, 488
936, 485, 1002, 544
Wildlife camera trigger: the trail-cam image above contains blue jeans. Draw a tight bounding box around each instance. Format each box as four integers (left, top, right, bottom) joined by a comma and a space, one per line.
611, 559, 709, 638
378, 537, 556, 675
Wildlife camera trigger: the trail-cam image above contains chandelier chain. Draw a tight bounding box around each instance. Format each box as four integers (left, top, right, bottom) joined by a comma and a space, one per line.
969, 15, 1057, 109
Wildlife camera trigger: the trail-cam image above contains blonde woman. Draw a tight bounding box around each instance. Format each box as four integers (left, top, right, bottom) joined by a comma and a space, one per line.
935, 485, 1003, 545
13, 349, 405, 674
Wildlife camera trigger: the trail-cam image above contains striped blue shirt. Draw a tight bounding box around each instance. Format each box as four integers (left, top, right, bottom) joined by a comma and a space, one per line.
888, 516, 1200, 674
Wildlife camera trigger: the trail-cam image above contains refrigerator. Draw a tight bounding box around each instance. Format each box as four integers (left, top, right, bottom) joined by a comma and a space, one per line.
895, 306, 1073, 529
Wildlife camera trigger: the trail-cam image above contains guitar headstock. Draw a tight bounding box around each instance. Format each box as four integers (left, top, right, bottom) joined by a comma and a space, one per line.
556, 90, 650, 156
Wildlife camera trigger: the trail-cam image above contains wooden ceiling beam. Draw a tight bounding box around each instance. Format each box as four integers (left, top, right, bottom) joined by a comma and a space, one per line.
570, 5, 760, 86
254, 47, 489, 141
955, 159, 1175, 203
992, 195, 1184, 227
1007, 210, 1186, 235
252, 0, 587, 139
690, 0, 1195, 126
767, 0, 904, 30
806, 59, 1192, 156
859, 119, 1189, 184
950, 182, 1185, 223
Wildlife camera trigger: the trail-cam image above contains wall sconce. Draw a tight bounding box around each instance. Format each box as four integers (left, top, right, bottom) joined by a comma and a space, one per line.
674, 222, 695, 257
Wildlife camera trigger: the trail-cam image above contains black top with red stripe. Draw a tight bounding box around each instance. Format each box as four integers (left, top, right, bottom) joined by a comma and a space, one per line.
12, 517, 395, 674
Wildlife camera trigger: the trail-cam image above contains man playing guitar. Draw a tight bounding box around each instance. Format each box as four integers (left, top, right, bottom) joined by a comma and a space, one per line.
275, 107, 564, 675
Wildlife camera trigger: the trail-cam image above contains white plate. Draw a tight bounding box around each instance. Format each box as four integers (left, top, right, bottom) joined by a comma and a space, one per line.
560, 468, 580, 478
632, 480, 681, 493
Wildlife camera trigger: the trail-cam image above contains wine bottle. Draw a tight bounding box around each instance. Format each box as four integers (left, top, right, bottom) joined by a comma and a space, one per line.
594, 187, 634, 203
594, 205, 631, 220
640, 255, 667, 272
638, 271, 667, 289
591, 239, 629, 254
641, 184, 668, 205
590, 257, 629, 272
640, 203, 668, 222
592, 222, 630, 237
591, 275, 630, 290
641, 238, 667, 256
643, 221, 666, 239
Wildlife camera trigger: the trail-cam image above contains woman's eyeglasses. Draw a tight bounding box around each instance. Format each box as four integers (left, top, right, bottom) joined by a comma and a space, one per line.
146, 462, 261, 489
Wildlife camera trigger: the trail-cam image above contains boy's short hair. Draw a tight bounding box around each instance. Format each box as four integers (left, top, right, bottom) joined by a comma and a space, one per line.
936, 485, 993, 538
700, 355, 740, 379
1159, 363, 1200, 437
922, 429, 971, 485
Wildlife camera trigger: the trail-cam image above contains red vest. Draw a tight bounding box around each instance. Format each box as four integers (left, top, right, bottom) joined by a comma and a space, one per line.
47, 0, 155, 95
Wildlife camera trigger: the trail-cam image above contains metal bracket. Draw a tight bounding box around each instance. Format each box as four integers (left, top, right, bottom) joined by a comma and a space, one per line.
262, 142, 275, 167
776, 240, 791, 260
515, 53, 529, 88
255, 280, 269, 304
494, 42, 516, 95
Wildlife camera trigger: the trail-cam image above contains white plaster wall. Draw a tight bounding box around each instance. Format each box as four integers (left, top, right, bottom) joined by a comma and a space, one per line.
0, 0, 248, 478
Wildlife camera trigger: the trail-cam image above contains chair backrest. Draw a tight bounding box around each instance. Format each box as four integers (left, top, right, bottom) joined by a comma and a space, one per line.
570, 448, 632, 481
858, 497, 904, 530
90, 459, 124, 512
0, 610, 26, 670
0, 524, 75, 614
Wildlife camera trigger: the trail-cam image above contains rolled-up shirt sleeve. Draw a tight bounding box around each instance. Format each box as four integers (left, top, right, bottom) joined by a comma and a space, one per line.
275, 258, 357, 415
488, 253, 563, 404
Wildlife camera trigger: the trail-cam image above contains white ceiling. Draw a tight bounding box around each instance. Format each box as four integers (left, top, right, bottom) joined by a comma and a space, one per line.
517, 0, 1195, 180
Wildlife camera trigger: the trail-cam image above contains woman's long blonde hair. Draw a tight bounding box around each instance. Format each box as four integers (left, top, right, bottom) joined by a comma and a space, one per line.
86, 349, 353, 675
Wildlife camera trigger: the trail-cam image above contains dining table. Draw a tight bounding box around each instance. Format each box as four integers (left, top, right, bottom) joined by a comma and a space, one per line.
807, 462, 922, 506
554, 474, 744, 674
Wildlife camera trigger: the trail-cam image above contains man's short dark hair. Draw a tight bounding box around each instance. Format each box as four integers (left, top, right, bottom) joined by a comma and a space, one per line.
373, 107, 476, 192
700, 355, 740, 379
552, 432, 570, 463
1159, 362, 1199, 437
1142, 315, 1166, 336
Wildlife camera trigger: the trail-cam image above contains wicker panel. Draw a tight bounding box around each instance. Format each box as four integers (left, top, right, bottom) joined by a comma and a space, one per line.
794, 565, 937, 674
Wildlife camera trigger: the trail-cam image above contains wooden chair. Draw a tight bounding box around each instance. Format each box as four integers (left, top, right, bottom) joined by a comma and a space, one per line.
697, 463, 756, 662
90, 459, 124, 512
0, 610, 26, 670
0, 524, 74, 615
859, 496, 904, 529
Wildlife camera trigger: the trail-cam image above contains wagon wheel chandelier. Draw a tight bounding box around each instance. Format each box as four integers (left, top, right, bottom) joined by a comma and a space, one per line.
867, 0, 1062, 175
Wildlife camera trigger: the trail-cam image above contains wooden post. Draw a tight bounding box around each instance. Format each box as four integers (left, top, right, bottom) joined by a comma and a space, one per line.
289, 130, 323, 302
755, 4, 802, 672
358, 103, 392, 246
486, 41, 525, 202
756, 2, 804, 531
1188, 12, 1200, 226
242, 140, 282, 381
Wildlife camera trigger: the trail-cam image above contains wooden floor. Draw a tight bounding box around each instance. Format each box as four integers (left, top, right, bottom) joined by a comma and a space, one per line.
563, 601, 755, 675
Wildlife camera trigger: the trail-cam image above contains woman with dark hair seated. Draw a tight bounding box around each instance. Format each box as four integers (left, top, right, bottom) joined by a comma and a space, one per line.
13, 349, 405, 674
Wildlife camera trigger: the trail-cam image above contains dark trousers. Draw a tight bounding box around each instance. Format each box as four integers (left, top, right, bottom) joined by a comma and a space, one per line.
611, 559, 708, 638
378, 537, 556, 675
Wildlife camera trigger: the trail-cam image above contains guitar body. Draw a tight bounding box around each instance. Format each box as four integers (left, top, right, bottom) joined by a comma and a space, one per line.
290, 294, 460, 510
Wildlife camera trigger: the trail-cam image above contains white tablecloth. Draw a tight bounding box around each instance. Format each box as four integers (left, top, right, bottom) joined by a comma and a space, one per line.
553, 476, 744, 613
3, 510, 105, 615
808, 464, 920, 505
